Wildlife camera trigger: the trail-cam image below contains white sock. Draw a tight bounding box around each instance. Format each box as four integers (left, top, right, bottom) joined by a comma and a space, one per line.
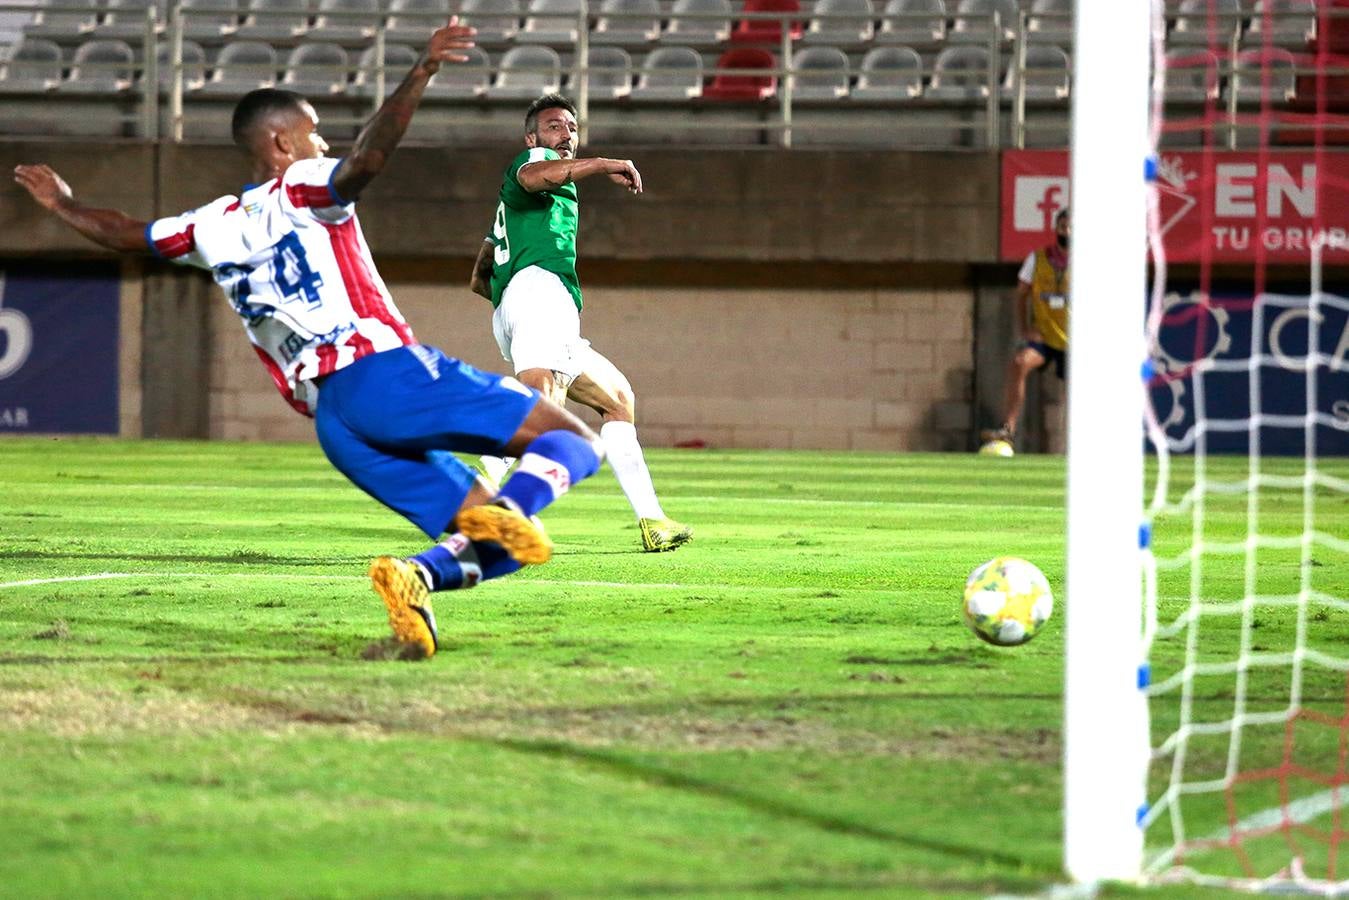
478, 455, 514, 488
600, 420, 665, 520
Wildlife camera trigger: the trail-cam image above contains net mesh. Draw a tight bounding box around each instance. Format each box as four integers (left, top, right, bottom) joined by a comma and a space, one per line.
1140, 1, 1349, 891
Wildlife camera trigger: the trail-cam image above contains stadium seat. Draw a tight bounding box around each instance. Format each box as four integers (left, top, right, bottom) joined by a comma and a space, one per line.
176, 0, 241, 41
0, 37, 63, 91
567, 46, 632, 98
1245, 0, 1316, 49
517, 0, 581, 44
350, 41, 417, 96
1225, 47, 1297, 104
592, 0, 661, 45
156, 39, 207, 90
199, 40, 278, 94
1026, 0, 1071, 45
489, 44, 560, 97
1164, 48, 1219, 103
802, 0, 875, 45
1309, 0, 1349, 54
852, 44, 922, 99
1002, 43, 1068, 100
60, 38, 134, 92
311, 0, 378, 42
789, 45, 849, 99
24, 0, 99, 39
281, 42, 349, 95
730, 0, 803, 45
235, 0, 311, 41
93, 0, 164, 41
949, 0, 1017, 44
383, 0, 450, 45
1171, 0, 1244, 48
460, 0, 521, 43
875, 0, 946, 48
661, 0, 731, 46
926, 44, 991, 99
426, 45, 491, 97
703, 46, 776, 100
630, 44, 702, 100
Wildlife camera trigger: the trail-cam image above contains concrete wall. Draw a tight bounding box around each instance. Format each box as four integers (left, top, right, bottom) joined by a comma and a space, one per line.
0, 140, 1002, 450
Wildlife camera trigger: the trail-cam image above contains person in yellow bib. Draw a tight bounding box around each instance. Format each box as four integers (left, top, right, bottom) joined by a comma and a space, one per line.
983, 207, 1070, 448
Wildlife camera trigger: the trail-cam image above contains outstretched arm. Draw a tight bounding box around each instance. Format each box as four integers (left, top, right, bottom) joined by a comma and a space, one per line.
517, 157, 642, 195
470, 239, 494, 300
13, 164, 151, 254
331, 17, 476, 202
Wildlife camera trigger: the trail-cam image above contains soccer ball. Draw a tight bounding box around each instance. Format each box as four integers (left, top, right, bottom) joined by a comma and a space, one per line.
962, 557, 1054, 646
979, 439, 1015, 457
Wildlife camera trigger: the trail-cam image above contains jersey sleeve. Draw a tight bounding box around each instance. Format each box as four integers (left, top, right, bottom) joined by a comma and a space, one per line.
1018, 251, 1036, 285
145, 195, 237, 269
280, 156, 354, 224
501, 147, 558, 209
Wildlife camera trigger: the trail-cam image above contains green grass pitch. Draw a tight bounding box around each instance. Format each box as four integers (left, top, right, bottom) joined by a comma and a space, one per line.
1, 437, 1345, 898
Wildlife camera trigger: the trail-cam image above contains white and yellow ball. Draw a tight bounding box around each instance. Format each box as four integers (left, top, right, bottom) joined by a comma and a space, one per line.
962, 557, 1054, 646
978, 439, 1015, 457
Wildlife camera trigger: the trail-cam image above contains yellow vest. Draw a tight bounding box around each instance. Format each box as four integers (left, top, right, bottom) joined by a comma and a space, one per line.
1029, 248, 1069, 351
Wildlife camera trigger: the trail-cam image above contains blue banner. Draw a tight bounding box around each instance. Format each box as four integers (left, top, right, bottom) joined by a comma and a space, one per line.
1149, 289, 1349, 456
0, 266, 120, 434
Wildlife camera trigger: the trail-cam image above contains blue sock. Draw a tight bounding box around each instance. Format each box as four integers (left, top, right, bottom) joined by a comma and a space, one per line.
473, 541, 521, 581
409, 534, 482, 592
496, 430, 602, 517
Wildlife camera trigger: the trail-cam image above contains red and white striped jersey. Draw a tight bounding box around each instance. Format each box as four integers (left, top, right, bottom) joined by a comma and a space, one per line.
145, 156, 415, 416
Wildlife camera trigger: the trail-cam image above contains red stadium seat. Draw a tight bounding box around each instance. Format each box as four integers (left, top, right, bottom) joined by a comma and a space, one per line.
1292, 52, 1349, 112
730, 0, 803, 44
703, 47, 778, 100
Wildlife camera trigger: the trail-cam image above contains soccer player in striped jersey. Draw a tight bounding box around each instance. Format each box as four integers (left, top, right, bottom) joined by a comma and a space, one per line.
13, 19, 605, 660
470, 94, 693, 553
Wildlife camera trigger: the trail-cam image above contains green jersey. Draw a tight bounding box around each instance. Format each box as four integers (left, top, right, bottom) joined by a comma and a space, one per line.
487, 147, 583, 310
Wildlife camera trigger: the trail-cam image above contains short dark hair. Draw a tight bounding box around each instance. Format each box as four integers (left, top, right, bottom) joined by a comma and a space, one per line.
1054, 207, 1070, 225
524, 94, 577, 134
231, 88, 307, 147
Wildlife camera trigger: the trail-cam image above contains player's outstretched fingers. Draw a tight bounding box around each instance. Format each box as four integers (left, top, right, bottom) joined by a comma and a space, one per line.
625, 161, 642, 194
429, 15, 476, 64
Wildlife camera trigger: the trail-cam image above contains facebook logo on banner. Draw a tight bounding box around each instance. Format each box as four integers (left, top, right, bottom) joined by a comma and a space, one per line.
0, 266, 119, 434
1013, 176, 1070, 232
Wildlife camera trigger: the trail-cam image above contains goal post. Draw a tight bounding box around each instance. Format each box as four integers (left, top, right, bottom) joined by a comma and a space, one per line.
1062, 0, 1153, 885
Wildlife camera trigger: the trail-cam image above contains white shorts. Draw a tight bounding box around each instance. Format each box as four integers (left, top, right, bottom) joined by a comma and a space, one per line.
492, 266, 594, 379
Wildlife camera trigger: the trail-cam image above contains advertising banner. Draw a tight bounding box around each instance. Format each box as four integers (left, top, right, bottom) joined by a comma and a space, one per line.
0, 266, 120, 434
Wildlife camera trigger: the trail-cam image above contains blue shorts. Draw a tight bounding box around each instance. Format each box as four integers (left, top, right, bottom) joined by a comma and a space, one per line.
314, 345, 539, 540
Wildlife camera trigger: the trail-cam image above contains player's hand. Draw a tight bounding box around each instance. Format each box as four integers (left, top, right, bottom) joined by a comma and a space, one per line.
605, 159, 642, 194
13, 164, 73, 211
422, 16, 476, 74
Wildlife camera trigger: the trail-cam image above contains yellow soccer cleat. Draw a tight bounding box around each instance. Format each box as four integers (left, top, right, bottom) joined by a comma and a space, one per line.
369, 556, 438, 658
458, 503, 553, 565
639, 517, 693, 553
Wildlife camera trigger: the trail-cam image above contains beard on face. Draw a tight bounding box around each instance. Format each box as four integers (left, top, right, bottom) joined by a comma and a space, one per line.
1056, 233, 1069, 249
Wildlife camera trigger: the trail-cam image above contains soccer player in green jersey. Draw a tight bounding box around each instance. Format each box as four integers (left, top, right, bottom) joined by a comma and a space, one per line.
470, 94, 692, 553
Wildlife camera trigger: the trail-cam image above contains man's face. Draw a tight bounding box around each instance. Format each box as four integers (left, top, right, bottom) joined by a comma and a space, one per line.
526, 107, 578, 159
287, 102, 329, 161
1055, 212, 1070, 247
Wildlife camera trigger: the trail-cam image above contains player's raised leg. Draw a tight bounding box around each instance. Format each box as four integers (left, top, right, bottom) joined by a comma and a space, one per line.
984, 343, 1048, 446
568, 349, 692, 552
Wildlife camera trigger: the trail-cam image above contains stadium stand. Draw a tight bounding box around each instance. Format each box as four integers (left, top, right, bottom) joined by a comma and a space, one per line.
1170, 0, 1244, 47
1002, 42, 1068, 99
490, 43, 559, 97
592, 0, 661, 45
311, 0, 379, 42
1026, 0, 1071, 44
156, 37, 207, 89
383, 0, 450, 44
875, 0, 946, 48
0, 36, 62, 91
661, 0, 731, 45
788, 45, 848, 98
852, 44, 924, 100
1225, 46, 1297, 103
61, 38, 135, 92
235, 0, 310, 41
198, 39, 277, 93
1163, 47, 1220, 102
926, 44, 992, 99
730, 0, 802, 44
350, 40, 416, 95
703, 45, 776, 99
176, 0, 241, 41
567, 44, 632, 97
1244, 0, 1317, 48
93, 0, 166, 41
801, 0, 874, 45
517, 0, 580, 44
429, 43, 491, 95
631, 44, 702, 99
280, 41, 350, 94
460, 0, 520, 42
949, 0, 1018, 44
24, 0, 100, 40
